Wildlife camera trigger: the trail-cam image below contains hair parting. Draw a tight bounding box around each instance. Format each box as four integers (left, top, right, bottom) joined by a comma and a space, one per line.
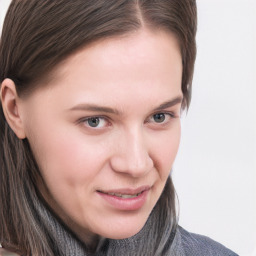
0, 1, 197, 255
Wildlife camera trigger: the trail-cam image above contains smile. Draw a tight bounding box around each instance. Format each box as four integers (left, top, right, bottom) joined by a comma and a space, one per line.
97, 186, 151, 210
100, 191, 143, 199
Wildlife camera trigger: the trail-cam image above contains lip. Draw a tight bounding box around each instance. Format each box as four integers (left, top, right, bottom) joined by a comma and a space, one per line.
97, 186, 151, 211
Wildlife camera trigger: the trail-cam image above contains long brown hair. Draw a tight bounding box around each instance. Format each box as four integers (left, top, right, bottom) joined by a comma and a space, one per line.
0, 0, 197, 255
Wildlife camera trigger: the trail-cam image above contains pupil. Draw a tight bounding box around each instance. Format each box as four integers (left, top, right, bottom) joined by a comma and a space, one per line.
154, 113, 165, 123
88, 118, 100, 127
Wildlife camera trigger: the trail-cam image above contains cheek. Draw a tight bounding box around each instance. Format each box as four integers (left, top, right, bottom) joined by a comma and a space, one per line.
30, 127, 108, 190
153, 124, 181, 177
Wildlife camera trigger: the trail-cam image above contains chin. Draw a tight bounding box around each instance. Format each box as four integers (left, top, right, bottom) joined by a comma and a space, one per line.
96, 213, 149, 240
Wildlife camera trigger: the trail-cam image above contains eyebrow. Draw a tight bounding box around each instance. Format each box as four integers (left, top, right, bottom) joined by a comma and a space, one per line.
68, 96, 183, 115
153, 96, 183, 111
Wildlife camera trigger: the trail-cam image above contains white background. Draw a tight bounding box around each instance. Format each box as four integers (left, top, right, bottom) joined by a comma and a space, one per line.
173, 1, 256, 256
0, 0, 255, 255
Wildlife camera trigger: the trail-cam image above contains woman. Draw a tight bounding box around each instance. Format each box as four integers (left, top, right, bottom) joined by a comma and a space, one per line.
0, 0, 238, 255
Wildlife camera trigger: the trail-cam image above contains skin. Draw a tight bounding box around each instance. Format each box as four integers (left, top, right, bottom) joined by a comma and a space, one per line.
1, 29, 182, 247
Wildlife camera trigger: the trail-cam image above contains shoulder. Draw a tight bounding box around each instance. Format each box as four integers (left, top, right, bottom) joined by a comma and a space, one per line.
175, 226, 239, 256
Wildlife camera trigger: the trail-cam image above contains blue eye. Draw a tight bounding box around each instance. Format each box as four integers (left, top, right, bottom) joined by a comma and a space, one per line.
153, 113, 166, 123
87, 117, 100, 127
148, 112, 176, 125
85, 117, 107, 128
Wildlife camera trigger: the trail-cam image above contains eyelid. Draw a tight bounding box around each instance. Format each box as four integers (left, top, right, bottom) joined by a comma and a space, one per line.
145, 111, 179, 126
150, 111, 178, 119
77, 115, 111, 129
76, 110, 179, 129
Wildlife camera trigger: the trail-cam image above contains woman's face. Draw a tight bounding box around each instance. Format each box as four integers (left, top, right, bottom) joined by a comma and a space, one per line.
20, 29, 182, 241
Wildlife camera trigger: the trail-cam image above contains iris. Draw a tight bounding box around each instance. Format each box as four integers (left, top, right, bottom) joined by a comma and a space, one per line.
153, 113, 165, 123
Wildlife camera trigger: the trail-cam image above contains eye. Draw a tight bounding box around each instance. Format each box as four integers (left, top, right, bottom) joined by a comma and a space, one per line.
152, 113, 166, 123
146, 111, 178, 127
84, 117, 108, 128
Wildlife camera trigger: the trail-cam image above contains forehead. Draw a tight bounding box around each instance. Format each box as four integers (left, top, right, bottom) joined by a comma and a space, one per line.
28, 29, 182, 112
51, 29, 181, 82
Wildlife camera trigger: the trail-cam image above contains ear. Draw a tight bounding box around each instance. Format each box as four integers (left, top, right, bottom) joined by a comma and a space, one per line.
0, 78, 26, 139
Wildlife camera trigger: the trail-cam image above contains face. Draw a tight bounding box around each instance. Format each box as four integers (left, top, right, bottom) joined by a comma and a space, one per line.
19, 29, 182, 243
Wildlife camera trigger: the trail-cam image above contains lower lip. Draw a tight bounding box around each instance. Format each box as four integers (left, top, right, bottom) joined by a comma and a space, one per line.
97, 190, 149, 211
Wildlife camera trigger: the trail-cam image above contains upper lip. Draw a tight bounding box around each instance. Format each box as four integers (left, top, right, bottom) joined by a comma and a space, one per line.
97, 185, 151, 195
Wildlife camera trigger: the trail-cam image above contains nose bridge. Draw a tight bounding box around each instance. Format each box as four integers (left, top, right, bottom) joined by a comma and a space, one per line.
110, 126, 153, 177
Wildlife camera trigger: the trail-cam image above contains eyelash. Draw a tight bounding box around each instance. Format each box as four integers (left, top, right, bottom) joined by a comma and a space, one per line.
147, 112, 176, 124
79, 116, 110, 129
78, 112, 177, 129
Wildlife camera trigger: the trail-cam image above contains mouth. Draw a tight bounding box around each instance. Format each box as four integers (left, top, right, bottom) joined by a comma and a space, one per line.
97, 186, 150, 198
96, 186, 151, 211
98, 191, 144, 199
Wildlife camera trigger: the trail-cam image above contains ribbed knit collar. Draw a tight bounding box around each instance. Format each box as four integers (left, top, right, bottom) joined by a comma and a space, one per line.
36, 201, 181, 256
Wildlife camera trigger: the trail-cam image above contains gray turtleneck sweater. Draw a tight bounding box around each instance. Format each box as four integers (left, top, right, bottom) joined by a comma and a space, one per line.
35, 202, 238, 256
0, 203, 238, 256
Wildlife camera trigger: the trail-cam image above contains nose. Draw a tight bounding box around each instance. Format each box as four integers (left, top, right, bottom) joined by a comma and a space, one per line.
109, 128, 154, 178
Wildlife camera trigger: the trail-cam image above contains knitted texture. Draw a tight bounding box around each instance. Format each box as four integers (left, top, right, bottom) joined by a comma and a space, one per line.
0, 202, 239, 255
35, 202, 239, 256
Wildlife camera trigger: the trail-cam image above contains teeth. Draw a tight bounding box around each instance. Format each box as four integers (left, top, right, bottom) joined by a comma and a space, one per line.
106, 192, 142, 198
119, 194, 138, 198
